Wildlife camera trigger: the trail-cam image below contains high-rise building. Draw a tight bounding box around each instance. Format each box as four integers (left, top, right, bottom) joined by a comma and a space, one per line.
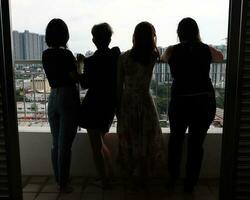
210, 45, 227, 88
12, 31, 24, 60
12, 30, 47, 60
153, 47, 170, 84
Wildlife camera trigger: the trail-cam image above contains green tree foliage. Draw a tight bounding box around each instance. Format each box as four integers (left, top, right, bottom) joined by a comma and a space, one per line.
16, 88, 24, 101
151, 81, 171, 118
31, 103, 38, 112
215, 88, 224, 109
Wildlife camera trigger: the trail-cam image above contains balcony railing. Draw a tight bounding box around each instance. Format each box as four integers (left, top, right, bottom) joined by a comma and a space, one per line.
14, 60, 226, 127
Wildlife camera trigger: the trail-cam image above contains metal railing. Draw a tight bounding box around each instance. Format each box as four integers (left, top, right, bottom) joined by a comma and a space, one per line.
14, 60, 226, 127
15, 60, 48, 125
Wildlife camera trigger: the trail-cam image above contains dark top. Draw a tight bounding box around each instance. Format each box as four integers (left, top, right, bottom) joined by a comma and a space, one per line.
42, 48, 77, 88
168, 42, 213, 96
79, 47, 121, 132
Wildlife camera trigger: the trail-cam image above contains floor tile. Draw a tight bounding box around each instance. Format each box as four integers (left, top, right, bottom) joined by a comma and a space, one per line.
20, 176, 219, 200
34, 193, 58, 200
23, 184, 41, 193
148, 193, 168, 200
105, 184, 124, 193
103, 187, 125, 200
209, 185, 219, 195
166, 190, 216, 200
22, 176, 30, 187
70, 185, 82, 193
70, 176, 85, 185
23, 193, 36, 200
40, 183, 59, 193
126, 193, 149, 200
29, 176, 48, 184
166, 194, 193, 200
110, 178, 125, 185
83, 185, 103, 193
193, 185, 214, 196
81, 193, 103, 200
148, 184, 168, 194
47, 177, 57, 184
58, 192, 82, 200
203, 179, 219, 187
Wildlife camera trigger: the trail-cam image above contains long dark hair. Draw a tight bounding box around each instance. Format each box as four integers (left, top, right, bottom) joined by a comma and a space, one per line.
130, 21, 159, 65
177, 17, 201, 42
45, 18, 69, 48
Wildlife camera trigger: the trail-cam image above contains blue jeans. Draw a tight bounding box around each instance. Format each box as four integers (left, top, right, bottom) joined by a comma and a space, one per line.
48, 86, 80, 187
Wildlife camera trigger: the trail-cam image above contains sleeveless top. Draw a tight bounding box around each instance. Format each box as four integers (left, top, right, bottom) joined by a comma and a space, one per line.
168, 42, 213, 96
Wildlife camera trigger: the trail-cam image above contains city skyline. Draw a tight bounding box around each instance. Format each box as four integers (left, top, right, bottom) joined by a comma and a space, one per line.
13, 30, 47, 60
11, 0, 229, 54
12, 29, 227, 60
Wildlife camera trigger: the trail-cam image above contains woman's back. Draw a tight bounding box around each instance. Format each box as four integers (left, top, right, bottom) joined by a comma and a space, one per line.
117, 51, 164, 178
121, 51, 155, 94
168, 42, 212, 96
42, 48, 77, 88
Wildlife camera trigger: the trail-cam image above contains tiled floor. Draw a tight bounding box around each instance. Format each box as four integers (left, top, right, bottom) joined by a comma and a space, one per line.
22, 176, 219, 200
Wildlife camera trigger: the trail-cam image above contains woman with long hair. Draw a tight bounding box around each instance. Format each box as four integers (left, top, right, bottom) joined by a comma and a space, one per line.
161, 17, 223, 193
117, 22, 165, 189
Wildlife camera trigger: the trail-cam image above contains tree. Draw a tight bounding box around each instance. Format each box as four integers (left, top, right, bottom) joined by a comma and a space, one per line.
15, 88, 24, 101
215, 88, 225, 109
150, 82, 171, 118
31, 103, 38, 112
155, 97, 168, 115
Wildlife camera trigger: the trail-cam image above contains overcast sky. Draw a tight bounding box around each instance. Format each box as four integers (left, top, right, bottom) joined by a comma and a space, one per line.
11, 0, 229, 54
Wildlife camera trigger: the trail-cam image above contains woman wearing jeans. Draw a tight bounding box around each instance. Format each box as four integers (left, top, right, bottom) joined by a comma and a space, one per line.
42, 18, 80, 193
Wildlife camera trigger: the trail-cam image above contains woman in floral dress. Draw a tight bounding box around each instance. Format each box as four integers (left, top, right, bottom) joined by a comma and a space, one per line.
116, 22, 165, 188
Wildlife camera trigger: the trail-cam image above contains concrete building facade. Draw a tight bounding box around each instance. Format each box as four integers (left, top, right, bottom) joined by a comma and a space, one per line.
12, 30, 47, 60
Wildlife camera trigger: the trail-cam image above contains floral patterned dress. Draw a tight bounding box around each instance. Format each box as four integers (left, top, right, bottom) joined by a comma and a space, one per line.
117, 50, 165, 177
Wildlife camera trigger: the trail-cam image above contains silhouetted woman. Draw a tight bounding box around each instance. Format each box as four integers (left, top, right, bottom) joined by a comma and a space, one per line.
161, 17, 223, 193
42, 18, 80, 193
78, 23, 120, 188
117, 22, 165, 189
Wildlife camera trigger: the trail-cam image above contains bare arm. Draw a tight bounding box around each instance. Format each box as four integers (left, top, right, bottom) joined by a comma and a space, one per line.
209, 46, 224, 62
160, 45, 174, 62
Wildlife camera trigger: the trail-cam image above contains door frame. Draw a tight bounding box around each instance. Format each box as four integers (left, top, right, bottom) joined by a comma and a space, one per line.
0, 0, 22, 199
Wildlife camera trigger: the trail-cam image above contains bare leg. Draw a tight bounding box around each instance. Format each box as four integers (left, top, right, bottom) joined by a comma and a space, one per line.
87, 129, 106, 180
101, 134, 114, 178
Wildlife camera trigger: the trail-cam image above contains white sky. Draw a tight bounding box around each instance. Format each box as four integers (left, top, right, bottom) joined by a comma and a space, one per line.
11, 0, 229, 54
